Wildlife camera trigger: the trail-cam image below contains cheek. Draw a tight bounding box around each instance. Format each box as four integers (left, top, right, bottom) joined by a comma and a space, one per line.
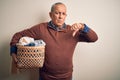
51, 15, 58, 20
54, 15, 59, 19
63, 16, 66, 20
64, 15, 67, 19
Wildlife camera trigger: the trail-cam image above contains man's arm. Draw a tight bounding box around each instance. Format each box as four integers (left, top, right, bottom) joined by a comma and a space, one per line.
79, 27, 98, 42
71, 23, 98, 42
10, 25, 40, 64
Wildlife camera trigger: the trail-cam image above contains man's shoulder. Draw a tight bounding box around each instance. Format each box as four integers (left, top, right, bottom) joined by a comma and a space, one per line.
66, 24, 71, 27
31, 22, 48, 29
66, 24, 71, 30
35, 22, 48, 27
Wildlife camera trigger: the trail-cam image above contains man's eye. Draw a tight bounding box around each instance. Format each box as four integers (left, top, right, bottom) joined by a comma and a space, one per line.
55, 12, 59, 14
62, 13, 66, 15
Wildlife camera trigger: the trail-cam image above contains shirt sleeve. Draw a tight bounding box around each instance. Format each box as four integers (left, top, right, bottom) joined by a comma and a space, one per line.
78, 24, 98, 42
81, 24, 90, 33
10, 45, 17, 55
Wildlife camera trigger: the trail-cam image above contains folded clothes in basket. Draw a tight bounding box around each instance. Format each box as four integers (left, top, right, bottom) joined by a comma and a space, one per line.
26, 40, 46, 46
17, 36, 46, 46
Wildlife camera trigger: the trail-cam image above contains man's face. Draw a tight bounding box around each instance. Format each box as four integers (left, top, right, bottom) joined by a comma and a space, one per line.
49, 4, 67, 27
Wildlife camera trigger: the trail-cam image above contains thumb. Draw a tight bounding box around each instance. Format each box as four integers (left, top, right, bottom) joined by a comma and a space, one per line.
72, 29, 79, 37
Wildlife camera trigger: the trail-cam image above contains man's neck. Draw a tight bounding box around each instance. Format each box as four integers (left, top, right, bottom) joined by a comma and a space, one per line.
48, 21, 66, 31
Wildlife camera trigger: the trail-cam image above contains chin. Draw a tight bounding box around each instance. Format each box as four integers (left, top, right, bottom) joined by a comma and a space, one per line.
56, 23, 64, 27
57, 25, 63, 27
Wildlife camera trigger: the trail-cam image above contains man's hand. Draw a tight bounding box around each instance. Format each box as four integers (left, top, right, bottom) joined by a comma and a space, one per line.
12, 53, 18, 64
71, 23, 84, 37
11, 53, 18, 73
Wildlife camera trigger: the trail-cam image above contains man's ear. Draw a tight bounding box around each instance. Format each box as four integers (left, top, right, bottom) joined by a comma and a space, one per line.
49, 12, 52, 18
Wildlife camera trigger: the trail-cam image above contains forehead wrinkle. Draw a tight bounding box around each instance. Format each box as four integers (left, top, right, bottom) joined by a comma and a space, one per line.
53, 4, 66, 13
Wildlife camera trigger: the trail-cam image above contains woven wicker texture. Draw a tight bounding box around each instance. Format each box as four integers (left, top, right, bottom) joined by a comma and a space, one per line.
17, 46, 45, 69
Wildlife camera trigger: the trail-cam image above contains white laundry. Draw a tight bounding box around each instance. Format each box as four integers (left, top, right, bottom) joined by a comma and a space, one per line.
17, 36, 46, 46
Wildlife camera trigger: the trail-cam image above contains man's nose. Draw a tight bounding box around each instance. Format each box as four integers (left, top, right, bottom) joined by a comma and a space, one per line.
59, 14, 63, 19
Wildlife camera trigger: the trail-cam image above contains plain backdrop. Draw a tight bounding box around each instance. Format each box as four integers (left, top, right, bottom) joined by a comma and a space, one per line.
0, 0, 120, 80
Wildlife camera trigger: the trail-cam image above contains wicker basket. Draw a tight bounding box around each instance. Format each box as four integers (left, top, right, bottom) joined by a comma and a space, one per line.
17, 45, 45, 69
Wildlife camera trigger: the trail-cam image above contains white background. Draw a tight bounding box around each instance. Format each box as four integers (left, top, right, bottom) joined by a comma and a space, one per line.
0, 0, 120, 80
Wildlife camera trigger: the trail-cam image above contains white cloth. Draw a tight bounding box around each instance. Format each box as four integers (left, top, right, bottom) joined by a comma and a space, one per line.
18, 36, 34, 45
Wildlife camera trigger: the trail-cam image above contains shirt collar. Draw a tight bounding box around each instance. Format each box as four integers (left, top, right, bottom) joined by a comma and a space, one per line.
48, 21, 66, 31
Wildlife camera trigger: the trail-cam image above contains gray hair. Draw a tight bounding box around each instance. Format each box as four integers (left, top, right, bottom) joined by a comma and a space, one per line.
51, 2, 65, 12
